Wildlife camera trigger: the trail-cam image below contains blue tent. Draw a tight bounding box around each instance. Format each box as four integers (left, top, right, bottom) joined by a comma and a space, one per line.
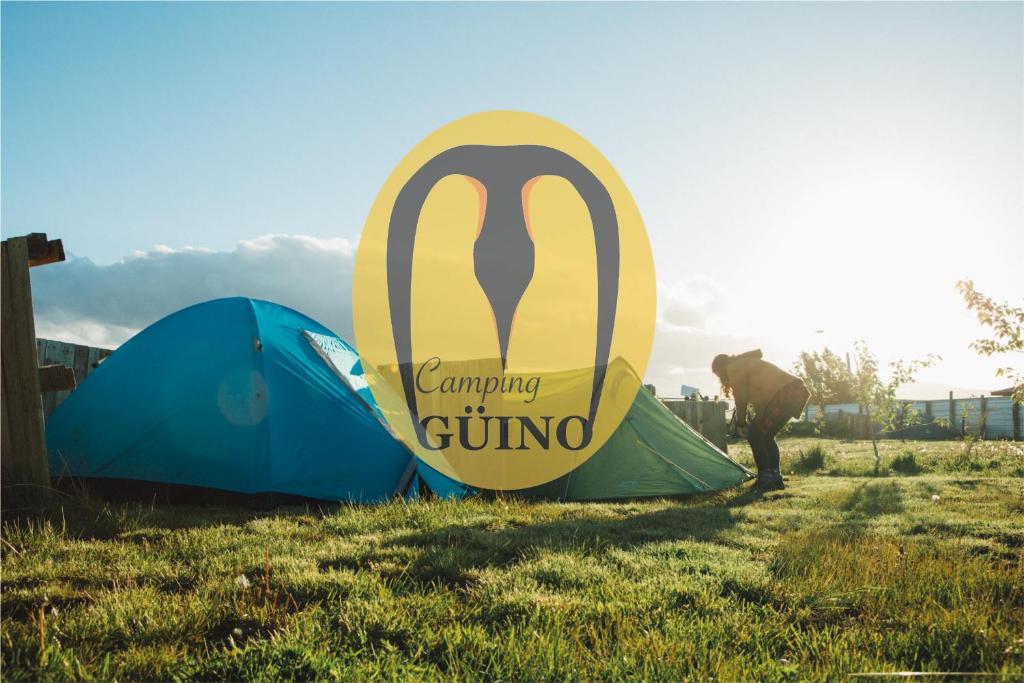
48, 297, 748, 504
46, 297, 469, 503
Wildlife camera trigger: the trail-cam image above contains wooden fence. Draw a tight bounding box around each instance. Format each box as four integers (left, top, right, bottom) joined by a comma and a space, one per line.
36, 339, 112, 417
660, 399, 729, 451
804, 394, 1022, 440
2, 233, 67, 506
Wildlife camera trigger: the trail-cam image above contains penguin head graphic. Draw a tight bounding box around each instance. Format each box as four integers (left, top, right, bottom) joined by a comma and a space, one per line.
353, 112, 655, 490
386, 145, 620, 451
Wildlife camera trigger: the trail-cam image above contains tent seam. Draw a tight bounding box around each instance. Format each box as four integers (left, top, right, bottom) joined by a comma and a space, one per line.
633, 439, 714, 491
245, 298, 272, 493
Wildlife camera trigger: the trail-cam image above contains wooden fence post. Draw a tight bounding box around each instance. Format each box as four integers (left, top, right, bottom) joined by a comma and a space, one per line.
35, 339, 111, 418
1013, 401, 1021, 442
848, 413, 871, 440
700, 401, 727, 453
948, 391, 958, 436
979, 396, 988, 439
1, 233, 66, 508
661, 399, 728, 452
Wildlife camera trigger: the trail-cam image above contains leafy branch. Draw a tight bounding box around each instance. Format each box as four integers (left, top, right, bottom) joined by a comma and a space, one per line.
956, 279, 1024, 404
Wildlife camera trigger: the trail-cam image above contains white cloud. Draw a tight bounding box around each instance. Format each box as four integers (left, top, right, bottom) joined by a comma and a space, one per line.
642, 276, 792, 397
31, 234, 357, 347
644, 323, 791, 399
656, 276, 726, 332
33, 315, 139, 349
31, 237, 764, 398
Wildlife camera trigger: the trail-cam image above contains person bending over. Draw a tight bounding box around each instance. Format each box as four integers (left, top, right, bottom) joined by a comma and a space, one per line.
711, 350, 809, 491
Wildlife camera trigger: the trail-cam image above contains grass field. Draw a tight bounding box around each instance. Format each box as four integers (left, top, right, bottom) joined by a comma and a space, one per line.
2, 438, 1022, 681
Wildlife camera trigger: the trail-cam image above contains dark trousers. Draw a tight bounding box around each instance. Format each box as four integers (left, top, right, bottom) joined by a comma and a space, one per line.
748, 422, 782, 478
747, 381, 809, 478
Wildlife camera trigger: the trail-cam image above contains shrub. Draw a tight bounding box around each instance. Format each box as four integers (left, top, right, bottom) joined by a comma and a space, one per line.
815, 414, 860, 440
945, 437, 986, 473
890, 449, 924, 475
781, 420, 818, 437
791, 444, 828, 474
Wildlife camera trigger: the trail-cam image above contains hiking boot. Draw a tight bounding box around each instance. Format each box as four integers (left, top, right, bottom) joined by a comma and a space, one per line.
753, 472, 785, 492
759, 441, 785, 491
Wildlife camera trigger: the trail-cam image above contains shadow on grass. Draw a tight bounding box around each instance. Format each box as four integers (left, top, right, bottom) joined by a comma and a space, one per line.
839, 481, 904, 516
1, 489, 330, 543
365, 493, 748, 588
9, 476, 760, 545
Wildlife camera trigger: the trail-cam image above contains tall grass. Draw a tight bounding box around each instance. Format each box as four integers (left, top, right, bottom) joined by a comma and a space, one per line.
891, 448, 925, 475
791, 443, 829, 473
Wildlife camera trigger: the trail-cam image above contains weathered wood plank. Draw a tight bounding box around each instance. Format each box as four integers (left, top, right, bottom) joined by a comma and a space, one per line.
661, 399, 728, 452
70, 343, 90, 407
86, 345, 111, 373
0, 238, 50, 506
1, 372, 14, 483
57, 339, 76, 372
39, 365, 77, 393
38, 339, 59, 417
35, 338, 114, 417
55, 341, 75, 414
850, 413, 872, 440
26, 234, 65, 267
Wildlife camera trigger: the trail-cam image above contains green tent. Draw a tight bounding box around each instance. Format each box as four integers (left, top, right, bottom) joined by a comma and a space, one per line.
506, 386, 753, 501
393, 359, 753, 502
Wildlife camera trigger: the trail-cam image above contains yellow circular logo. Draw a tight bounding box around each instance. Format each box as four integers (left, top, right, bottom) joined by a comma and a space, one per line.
353, 111, 655, 489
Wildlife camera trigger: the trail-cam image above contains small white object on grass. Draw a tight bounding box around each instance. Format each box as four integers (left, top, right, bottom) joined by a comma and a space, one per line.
931, 494, 941, 503
234, 574, 251, 589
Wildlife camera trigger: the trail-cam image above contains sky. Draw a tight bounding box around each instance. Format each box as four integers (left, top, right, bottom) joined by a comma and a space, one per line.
3, 2, 1022, 397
